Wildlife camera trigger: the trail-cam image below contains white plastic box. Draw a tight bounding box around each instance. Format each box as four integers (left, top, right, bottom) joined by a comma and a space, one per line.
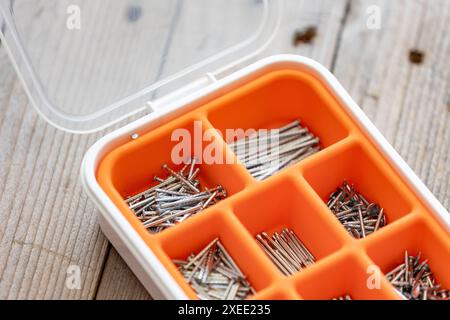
1, 0, 449, 300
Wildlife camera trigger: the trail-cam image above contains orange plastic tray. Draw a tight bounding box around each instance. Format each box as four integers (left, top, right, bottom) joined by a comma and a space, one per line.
97, 69, 450, 300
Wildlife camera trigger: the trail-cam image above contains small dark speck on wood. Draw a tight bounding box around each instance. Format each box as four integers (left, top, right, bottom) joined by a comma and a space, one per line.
293, 26, 317, 46
127, 5, 142, 23
409, 49, 425, 64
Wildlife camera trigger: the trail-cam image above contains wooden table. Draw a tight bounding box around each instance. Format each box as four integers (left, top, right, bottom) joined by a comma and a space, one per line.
0, 0, 448, 299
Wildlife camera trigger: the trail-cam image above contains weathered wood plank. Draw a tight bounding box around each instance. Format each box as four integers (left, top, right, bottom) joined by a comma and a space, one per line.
0, 1, 179, 299
333, 0, 450, 209
0, 49, 103, 299
263, 0, 350, 69
95, 248, 151, 300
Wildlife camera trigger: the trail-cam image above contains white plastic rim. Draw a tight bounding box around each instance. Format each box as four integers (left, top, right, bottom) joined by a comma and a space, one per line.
81, 55, 450, 299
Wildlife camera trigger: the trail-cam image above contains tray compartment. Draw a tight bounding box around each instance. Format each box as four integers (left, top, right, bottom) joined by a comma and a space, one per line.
231, 176, 348, 276
206, 69, 352, 157
294, 250, 399, 300
364, 214, 450, 296
302, 139, 415, 235
157, 208, 278, 299
99, 117, 249, 204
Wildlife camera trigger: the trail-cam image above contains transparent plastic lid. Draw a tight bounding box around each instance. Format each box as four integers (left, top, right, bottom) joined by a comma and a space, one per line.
0, 0, 281, 133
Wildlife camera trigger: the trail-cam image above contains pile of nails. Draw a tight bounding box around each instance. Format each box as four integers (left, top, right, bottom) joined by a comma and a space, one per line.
386, 251, 449, 300
256, 228, 315, 276
332, 294, 352, 300
126, 158, 226, 233
229, 120, 320, 180
327, 180, 386, 239
174, 238, 255, 300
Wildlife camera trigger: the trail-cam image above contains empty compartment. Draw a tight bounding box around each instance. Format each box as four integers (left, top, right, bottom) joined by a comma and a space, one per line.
295, 251, 398, 300
158, 209, 277, 300
303, 140, 414, 237
207, 69, 351, 148
365, 215, 450, 300
231, 176, 347, 277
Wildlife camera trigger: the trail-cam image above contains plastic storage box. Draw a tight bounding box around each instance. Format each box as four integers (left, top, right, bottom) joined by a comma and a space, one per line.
1, 0, 449, 300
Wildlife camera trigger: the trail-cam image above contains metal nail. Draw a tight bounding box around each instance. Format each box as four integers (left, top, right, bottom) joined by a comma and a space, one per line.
174, 239, 254, 300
